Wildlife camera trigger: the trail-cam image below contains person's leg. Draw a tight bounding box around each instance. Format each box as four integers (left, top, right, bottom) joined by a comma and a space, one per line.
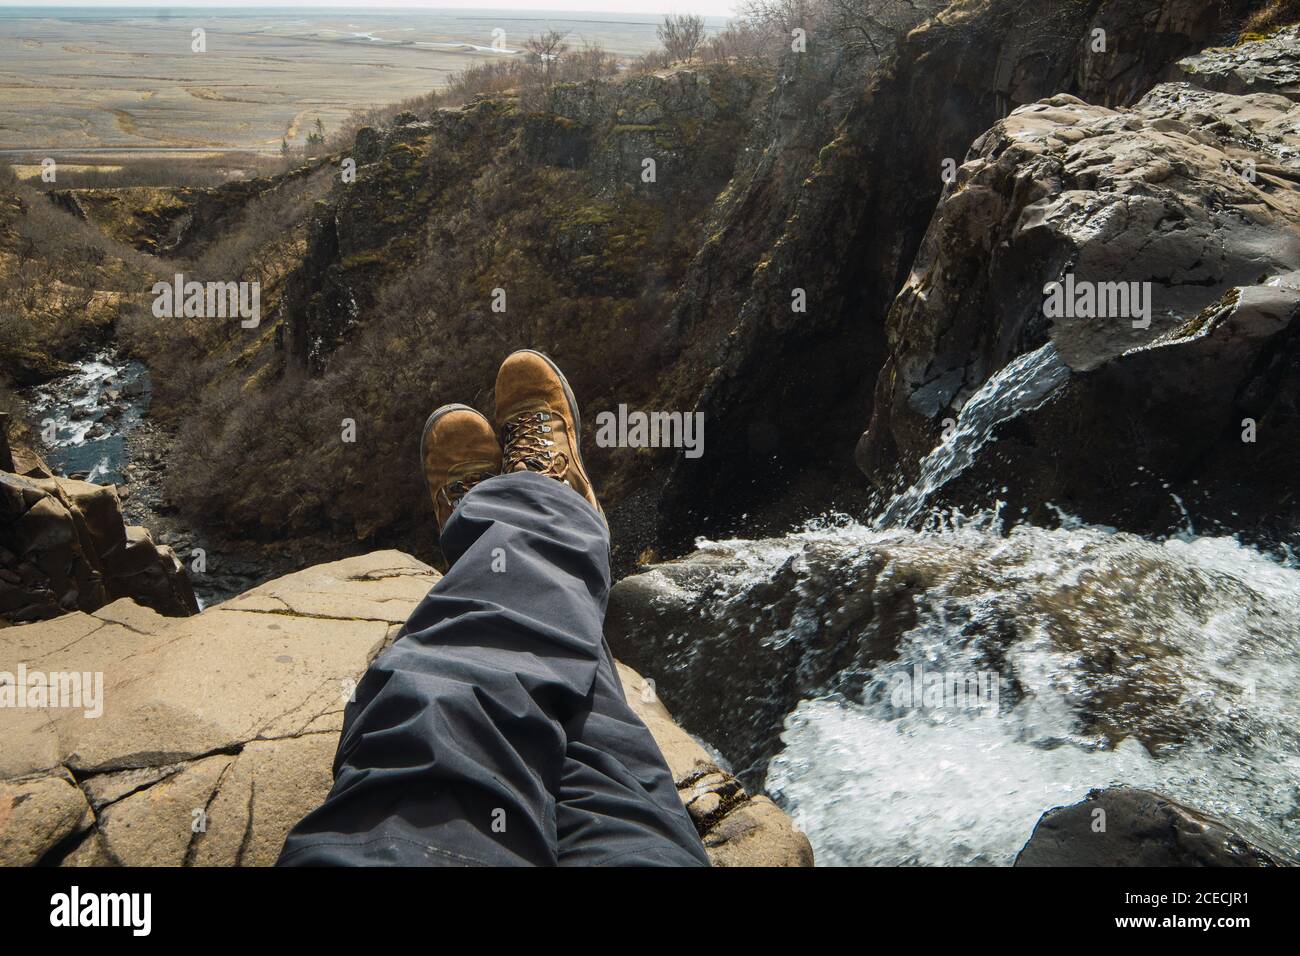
490, 349, 707, 867
555, 653, 710, 866
279, 357, 708, 867
279, 469, 612, 865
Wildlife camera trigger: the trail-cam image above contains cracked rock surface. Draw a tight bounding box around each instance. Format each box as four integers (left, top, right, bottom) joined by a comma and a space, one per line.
0, 550, 810, 866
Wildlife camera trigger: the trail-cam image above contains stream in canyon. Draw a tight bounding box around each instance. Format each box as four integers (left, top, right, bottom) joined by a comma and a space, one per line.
21, 349, 285, 607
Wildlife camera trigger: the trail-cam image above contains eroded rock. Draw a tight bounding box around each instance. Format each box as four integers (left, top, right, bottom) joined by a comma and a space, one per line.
1177, 25, 1300, 101
0, 471, 197, 621
0, 773, 92, 866
857, 81, 1300, 548
1015, 787, 1283, 866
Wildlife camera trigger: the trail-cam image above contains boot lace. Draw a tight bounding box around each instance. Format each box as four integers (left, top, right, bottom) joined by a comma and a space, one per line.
437, 471, 495, 513
502, 411, 570, 482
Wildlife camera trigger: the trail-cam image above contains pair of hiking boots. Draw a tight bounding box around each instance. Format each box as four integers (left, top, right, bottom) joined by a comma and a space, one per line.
421, 350, 602, 532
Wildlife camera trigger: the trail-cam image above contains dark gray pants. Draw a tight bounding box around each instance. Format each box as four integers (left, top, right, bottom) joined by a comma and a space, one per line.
277, 471, 709, 867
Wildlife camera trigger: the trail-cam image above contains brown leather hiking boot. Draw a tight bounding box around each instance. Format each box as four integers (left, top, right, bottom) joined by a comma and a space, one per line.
495, 350, 604, 522
420, 404, 501, 533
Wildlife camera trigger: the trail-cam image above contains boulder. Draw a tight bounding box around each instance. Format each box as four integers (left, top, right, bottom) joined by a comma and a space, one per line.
857, 78, 1300, 548
1015, 787, 1283, 866
607, 538, 922, 789
0, 470, 197, 621
1176, 24, 1300, 100
0, 551, 810, 867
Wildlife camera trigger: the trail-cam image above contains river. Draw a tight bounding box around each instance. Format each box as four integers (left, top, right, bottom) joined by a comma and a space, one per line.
21, 349, 282, 608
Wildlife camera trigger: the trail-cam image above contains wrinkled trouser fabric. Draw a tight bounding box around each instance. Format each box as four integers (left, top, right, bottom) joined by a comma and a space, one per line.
277, 471, 709, 867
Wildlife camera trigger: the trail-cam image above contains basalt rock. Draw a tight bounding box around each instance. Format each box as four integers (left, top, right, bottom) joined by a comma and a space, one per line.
856, 79, 1300, 547
1015, 787, 1283, 866
1177, 24, 1300, 101
0, 470, 197, 621
654, 0, 1262, 549
0, 551, 811, 867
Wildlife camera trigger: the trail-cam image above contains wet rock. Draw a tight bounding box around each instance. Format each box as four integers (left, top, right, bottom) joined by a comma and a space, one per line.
0, 470, 198, 621
857, 81, 1300, 548
607, 536, 925, 789
0, 551, 808, 867
118, 378, 146, 400
607, 520, 1300, 864
1015, 787, 1283, 866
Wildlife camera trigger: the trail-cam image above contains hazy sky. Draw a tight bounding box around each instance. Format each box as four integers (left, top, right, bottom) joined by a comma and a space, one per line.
0, 1, 742, 16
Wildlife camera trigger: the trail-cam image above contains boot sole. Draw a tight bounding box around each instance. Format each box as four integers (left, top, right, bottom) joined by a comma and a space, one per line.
511, 348, 604, 521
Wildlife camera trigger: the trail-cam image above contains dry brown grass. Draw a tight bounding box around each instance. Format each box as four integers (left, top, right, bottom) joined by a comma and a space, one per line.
0, 165, 165, 383
1243, 0, 1300, 35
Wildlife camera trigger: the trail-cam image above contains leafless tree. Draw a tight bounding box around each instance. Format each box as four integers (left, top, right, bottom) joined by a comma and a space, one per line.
657, 13, 706, 63
822, 0, 930, 59
524, 29, 570, 86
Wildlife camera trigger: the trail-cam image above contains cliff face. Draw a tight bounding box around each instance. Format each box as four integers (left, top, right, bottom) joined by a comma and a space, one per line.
0, 551, 810, 867
654, 0, 1266, 546
47, 159, 333, 259
124, 67, 764, 566
858, 33, 1300, 548
0, 173, 156, 386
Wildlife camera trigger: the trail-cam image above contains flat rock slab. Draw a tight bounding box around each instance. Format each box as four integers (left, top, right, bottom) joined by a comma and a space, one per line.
0, 550, 810, 866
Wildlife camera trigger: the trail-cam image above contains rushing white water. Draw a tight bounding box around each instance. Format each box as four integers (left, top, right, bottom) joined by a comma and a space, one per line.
23, 349, 148, 485
673, 517, 1299, 865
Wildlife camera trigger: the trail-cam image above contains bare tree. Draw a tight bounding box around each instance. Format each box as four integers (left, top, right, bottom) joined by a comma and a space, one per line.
524, 29, 570, 86
822, 0, 929, 59
657, 13, 706, 63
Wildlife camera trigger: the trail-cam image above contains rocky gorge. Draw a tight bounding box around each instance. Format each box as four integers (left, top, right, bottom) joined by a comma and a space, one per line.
2, 0, 1299, 867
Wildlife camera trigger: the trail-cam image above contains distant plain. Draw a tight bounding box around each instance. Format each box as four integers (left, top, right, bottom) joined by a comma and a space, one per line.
0, 8, 691, 154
